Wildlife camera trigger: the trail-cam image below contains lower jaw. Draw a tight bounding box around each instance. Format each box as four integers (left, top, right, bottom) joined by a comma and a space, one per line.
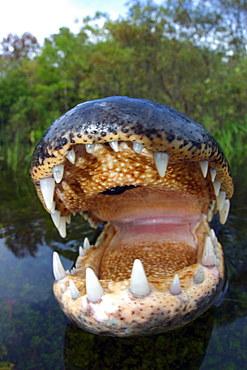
52, 215, 224, 337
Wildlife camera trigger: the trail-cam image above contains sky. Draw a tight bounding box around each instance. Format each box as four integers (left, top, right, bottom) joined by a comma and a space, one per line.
0, 0, 129, 45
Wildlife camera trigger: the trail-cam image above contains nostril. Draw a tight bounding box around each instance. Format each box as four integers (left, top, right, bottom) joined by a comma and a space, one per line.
100, 185, 139, 196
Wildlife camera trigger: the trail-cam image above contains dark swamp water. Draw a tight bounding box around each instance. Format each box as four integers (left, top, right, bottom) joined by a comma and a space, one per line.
0, 166, 247, 370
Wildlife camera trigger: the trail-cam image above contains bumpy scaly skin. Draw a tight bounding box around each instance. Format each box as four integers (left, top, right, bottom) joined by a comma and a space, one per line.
30, 96, 233, 337
31, 96, 232, 197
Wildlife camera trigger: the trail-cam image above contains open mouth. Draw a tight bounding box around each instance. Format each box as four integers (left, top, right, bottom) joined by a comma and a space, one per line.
30, 96, 233, 336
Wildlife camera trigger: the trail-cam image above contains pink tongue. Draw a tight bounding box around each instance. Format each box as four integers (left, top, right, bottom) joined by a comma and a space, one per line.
111, 215, 202, 250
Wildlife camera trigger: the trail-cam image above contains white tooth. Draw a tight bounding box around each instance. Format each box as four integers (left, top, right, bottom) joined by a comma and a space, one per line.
83, 237, 91, 250
70, 267, 77, 275
58, 216, 66, 238
207, 208, 213, 222
129, 259, 150, 297
199, 160, 209, 178
79, 246, 86, 257
66, 214, 71, 224
40, 177, 55, 211
69, 279, 80, 300
169, 274, 182, 295
52, 164, 64, 183
109, 141, 119, 152
85, 144, 95, 153
219, 199, 230, 225
133, 142, 144, 154
194, 268, 204, 284
86, 267, 104, 302
51, 210, 61, 229
75, 257, 83, 269
209, 228, 216, 241
120, 142, 129, 149
50, 201, 56, 214
210, 168, 217, 182
217, 191, 226, 211
153, 152, 169, 177
213, 179, 221, 197
53, 251, 66, 280
209, 229, 218, 250
202, 235, 216, 267
65, 148, 76, 164
207, 200, 216, 222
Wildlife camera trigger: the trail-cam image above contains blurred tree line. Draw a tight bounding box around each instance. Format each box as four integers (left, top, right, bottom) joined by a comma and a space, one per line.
0, 0, 247, 173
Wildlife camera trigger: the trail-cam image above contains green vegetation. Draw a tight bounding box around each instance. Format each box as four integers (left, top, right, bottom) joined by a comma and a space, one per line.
1, 0, 247, 174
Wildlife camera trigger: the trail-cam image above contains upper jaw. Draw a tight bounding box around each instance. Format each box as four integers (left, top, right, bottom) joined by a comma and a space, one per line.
33, 141, 231, 236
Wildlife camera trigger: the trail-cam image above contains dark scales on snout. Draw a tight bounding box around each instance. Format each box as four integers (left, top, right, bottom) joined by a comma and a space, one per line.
30, 96, 233, 337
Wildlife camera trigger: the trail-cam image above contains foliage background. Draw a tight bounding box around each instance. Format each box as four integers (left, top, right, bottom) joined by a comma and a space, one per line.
1, 0, 247, 174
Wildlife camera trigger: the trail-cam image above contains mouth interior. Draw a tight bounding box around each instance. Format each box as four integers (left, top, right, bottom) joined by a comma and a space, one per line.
88, 188, 207, 282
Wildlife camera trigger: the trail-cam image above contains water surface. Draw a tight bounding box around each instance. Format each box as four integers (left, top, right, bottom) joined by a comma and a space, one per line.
0, 168, 247, 369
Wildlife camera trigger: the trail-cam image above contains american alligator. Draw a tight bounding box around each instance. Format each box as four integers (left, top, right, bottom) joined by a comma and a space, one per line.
30, 96, 233, 336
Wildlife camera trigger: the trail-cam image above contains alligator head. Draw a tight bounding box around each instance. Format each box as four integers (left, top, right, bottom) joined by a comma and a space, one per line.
30, 96, 233, 336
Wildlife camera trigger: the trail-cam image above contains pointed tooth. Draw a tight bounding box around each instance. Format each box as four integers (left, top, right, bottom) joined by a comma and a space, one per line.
169, 274, 182, 295
153, 152, 169, 177
194, 268, 204, 284
199, 160, 209, 178
202, 235, 216, 267
83, 237, 91, 250
109, 141, 119, 152
219, 199, 230, 224
133, 142, 144, 154
86, 267, 104, 302
217, 191, 226, 211
207, 200, 216, 222
50, 201, 56, 214
79, 246, 86, 257
210, 228, 219, 251
40, 177, 55, 211
52, 164, 64, 183
58, 216, 66, 238
209, 228, 216, 241
66, 214, 71, 224
53, 251, 66, 280
51, 210, 61, 229
213, 179, 221, 197
209, 229, 217, 244
75, 257, 83, 269
70, 267, 77, 275
65, 148, 76, 164
210, 168, 217, 182
85, 144, 95, 153
69, 279, 80, 300
207, 207, 213, 222
129, 259, 150, 297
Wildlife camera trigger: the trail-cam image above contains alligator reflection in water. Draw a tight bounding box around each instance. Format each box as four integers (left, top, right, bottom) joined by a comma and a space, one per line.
63, 310, 215, 368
